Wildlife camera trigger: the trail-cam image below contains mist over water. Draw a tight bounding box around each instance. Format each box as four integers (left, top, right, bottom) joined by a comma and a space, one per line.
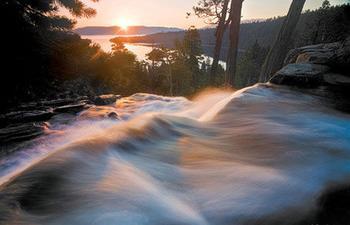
1, 84, 350, 225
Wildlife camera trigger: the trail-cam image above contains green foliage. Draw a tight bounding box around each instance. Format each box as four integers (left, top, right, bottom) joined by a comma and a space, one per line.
104, 49, 140, 94
146, 48, 168, 63
193, 0, 228, 24
0, 0, 99, 107
122, 3, 350, 62
2, 0, 220, 107
157, 27, 202, 95
235, 1, 349, 88
179, 26, 203, 58
141, 27, 225, 96
111, 38, 128, 52
322, 0, 331, 9
3, 0, 348, 109
235, 41, 268, 88
296, 2, 350, 46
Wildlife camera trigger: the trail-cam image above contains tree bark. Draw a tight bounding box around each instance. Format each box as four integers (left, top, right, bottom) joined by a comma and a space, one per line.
210, 0, 230, 82
259, 0, 306, 82
226, 0, 244, 87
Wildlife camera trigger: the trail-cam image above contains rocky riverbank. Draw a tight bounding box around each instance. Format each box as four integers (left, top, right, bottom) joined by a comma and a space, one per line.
269, 37, 350, 112
0, 94, 121, 154
1, 38, 349, 154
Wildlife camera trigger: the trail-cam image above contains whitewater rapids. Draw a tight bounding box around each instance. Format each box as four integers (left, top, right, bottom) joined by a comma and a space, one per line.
0, 84, 350, 225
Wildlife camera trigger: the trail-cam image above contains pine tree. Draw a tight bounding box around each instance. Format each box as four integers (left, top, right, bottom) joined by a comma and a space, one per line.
193, 0, 231, 81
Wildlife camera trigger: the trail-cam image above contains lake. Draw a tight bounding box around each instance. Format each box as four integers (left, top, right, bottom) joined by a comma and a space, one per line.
82, 35, 154, 60
82, 35, 226, 68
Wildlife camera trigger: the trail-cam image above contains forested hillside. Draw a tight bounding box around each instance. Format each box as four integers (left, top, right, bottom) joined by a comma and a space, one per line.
0, 1, 220, 109
74, 26, 182, 35
117, 3, 350, 59
1, 0, 349, 109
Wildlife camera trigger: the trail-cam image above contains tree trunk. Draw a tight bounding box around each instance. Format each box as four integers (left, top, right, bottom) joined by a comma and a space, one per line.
259, 0, 306, 82
210, 0, 230, 82
226, 0, 244, 87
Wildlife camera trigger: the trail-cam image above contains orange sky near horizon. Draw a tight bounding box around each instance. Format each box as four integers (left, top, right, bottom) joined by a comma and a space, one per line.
62, 0, 349, 29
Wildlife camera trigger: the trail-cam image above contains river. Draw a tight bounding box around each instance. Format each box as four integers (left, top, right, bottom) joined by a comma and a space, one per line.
0, 84, 350, 224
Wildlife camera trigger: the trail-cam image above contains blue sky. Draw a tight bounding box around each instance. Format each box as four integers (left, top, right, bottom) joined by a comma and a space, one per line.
71, 0, 349, 28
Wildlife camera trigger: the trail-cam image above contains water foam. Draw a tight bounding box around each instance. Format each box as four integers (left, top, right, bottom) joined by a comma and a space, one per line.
1, 84, 350, 225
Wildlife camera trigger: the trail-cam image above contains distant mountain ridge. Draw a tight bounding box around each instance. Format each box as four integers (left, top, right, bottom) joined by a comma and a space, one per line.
112, 4, 350, 59
74, 26, 183, 35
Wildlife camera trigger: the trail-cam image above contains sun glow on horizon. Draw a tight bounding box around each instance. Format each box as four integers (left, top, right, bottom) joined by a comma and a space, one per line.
118, 18, 132, 30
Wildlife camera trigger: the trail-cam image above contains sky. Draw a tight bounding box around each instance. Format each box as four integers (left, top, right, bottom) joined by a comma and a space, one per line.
68, 0, 349, 28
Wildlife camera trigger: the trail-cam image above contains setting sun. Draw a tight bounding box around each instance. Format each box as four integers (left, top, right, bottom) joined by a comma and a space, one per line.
118, 18, 131, 30
3, 1, 350, 225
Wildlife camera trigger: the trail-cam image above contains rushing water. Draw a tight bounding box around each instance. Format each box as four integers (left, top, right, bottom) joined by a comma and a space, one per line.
1, 84, 350, 225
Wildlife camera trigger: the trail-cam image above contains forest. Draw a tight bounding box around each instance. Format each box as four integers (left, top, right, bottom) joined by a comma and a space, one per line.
1, 0, 349, 109
1, 1, 350, 224
121, 3, 350, 55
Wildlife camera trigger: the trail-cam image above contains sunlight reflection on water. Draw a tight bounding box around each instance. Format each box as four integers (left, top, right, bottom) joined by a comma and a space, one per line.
1, 84, 350, 225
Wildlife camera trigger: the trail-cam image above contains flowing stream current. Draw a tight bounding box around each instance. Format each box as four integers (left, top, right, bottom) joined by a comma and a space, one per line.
1, 84, 350, 225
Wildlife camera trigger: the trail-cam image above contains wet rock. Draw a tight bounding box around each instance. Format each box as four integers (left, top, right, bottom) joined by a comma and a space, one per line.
284, 43, 325, 65
270, 63, 330, 87
296, 50, 335, 65
0, 96, 95, 147
93, 94, 121, 106
0, 110, 54, 126
78, 106, 120, 121
12, 97, 90, 113
39, 99, 77, 107
15, 102, 40, 111
0, 122, 49, 144
323, 73, 350, 87
54, 103, 90, 114
284, 38, 350, 70
107, 112, 119, 120
39, 96, 90, 107
322, 73, 350, 112
49, 113, 77, 126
